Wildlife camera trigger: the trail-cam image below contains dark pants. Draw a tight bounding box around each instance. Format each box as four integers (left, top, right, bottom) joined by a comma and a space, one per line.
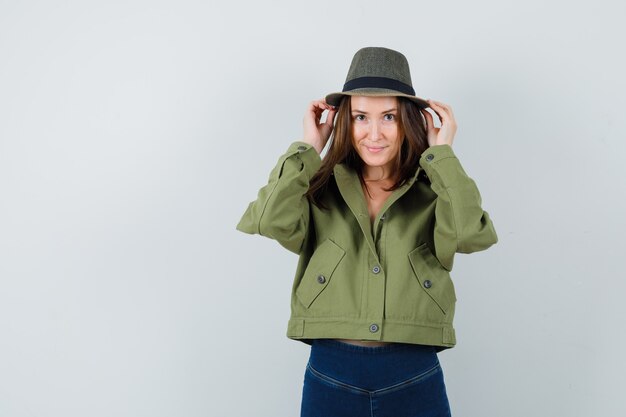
300, 339, 452, 417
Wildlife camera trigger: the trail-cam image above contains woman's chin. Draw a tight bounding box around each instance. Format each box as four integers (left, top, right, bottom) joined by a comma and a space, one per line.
361, 157, 390, 168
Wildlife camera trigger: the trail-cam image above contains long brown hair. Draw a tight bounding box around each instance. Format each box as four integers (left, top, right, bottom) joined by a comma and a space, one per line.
306, 95, 430, 208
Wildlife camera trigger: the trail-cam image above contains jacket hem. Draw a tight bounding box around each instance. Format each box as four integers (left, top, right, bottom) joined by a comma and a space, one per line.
286, 318, 456, 350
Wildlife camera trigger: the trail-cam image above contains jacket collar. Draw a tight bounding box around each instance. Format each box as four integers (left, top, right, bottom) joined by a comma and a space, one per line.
333, 163, 422, 258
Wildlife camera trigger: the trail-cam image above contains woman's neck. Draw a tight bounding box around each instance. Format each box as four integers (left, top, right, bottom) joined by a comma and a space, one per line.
362, 165, 397, 183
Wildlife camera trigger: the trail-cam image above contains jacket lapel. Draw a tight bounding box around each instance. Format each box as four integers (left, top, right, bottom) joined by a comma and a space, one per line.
334, 164, 423, 247
333, 164, 378, 259
372, 166, 422, 230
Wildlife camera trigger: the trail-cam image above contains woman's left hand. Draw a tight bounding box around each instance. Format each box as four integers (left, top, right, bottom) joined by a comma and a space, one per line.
420, 100, 457, 147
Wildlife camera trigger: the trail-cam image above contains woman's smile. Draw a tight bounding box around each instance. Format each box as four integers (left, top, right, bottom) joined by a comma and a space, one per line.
351, 95, 402, 177
365, 145, 386, 153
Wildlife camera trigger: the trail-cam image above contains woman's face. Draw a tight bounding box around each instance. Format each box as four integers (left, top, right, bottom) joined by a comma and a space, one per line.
350, 95, 402, 176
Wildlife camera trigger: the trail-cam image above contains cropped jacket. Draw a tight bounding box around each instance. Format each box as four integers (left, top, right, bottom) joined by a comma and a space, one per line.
237, 141, 498, 349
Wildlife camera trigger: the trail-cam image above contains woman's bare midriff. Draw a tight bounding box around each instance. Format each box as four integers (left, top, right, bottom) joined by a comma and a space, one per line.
336, 339, 391, 347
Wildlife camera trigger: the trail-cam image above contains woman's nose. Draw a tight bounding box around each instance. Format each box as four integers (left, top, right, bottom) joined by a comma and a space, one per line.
369, 122, 382, 141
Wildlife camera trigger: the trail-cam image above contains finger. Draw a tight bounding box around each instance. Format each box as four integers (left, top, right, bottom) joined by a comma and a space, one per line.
428, 100, 455, 118
311, 107, 329, 124
427, 100, 448, 114
427, 102, 453, 125
308, 100, 329, 115
313, 99, 334, 110
428, 99, 450, 108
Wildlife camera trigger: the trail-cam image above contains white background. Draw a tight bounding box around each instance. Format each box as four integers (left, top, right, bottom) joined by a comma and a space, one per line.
1, 1, 625, 416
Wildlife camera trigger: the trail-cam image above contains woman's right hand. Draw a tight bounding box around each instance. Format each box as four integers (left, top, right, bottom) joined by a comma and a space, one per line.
302, 100, 337, 154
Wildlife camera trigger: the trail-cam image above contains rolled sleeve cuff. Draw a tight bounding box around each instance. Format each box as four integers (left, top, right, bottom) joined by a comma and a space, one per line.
419, 145, 466, 186
284, 141, 322, 179
419, 144, 456, 165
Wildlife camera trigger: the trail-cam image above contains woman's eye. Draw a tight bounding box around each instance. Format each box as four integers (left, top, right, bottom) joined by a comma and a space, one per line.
384, 114, 396, 121
354, 114, 366, 121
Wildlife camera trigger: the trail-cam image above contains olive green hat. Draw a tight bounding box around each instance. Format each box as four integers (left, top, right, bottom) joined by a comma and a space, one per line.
325, 47, 429, 108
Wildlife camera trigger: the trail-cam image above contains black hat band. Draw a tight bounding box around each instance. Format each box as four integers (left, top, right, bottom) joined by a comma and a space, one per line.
342, 76, 415, 96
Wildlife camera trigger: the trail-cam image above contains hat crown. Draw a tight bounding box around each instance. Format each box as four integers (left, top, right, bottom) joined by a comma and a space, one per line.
325, 46, 427, 108
345, 47, 413, 86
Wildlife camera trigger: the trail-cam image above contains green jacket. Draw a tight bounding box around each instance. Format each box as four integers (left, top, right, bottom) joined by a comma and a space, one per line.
237, 141, 497, 349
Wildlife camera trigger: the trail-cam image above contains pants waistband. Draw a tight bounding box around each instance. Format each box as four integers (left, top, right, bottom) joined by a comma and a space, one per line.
308, 339, 440, 391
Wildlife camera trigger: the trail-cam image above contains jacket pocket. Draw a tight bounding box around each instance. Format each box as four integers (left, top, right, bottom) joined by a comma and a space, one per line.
408, 243, 457, 314
296, 239, 346, 308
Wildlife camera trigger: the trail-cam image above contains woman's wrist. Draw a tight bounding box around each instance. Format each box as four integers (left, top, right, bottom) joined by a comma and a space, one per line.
302, 137, 324, 154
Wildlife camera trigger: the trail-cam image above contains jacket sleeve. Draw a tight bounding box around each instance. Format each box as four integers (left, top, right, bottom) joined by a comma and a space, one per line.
419, 144, 498, 270
236, 141, 322, 254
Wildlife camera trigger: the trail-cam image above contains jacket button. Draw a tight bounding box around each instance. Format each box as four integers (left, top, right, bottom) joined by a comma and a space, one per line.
423, 280, 432, 289
372, 265, 381, 274
425, 154, 434, 161
317, 275, 326, 284
297, 145, 307, 152
369, 324, 379, 333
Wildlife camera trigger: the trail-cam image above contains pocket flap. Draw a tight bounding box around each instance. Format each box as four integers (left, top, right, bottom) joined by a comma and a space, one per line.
296, 239, 346, 308
408, 243, 456, 314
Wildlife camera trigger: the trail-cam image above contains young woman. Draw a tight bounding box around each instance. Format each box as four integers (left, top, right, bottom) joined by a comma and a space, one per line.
237, 47, 498, 417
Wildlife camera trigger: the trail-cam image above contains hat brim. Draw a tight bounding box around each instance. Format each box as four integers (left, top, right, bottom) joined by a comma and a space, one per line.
325, 88, 429, 109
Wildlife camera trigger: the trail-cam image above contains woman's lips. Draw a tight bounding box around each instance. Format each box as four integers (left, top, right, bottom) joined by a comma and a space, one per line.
366, 146, 385, 153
